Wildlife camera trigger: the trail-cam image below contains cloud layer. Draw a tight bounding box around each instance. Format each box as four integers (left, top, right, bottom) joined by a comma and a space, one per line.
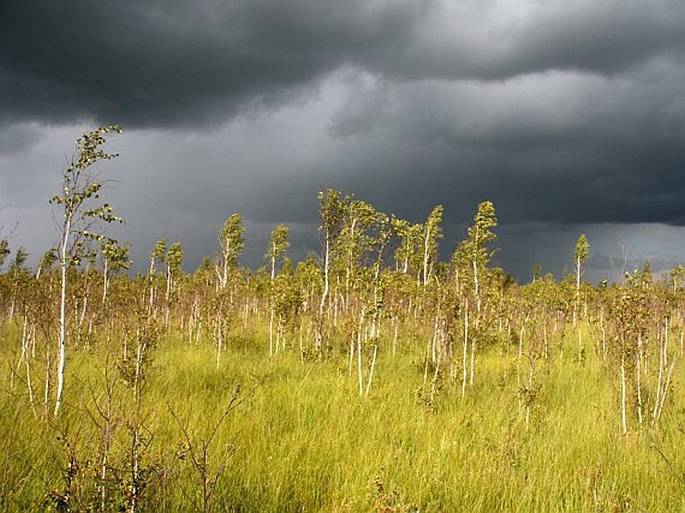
2, 0, 685, 280
3, 0, 685, 126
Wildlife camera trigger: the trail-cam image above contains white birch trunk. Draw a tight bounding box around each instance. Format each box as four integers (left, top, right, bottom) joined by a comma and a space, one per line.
54, 213, 72, 417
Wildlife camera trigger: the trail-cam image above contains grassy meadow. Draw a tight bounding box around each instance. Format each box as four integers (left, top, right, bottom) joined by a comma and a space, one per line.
2, 182, 684, 511
1, 317, 684, 512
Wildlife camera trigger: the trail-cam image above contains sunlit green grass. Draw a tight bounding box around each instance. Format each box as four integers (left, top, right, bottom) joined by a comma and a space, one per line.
1, 323, 684, 511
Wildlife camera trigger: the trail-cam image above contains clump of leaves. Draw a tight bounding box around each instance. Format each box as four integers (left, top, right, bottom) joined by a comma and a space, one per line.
369, 468, 419, 513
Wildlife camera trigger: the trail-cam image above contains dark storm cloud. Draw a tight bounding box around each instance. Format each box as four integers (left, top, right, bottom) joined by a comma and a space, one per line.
3, 0, 685, 281
3, 0, 685, 129
0, 0, 421, 127
322, 57, 685, 227
360, 0, 685, 81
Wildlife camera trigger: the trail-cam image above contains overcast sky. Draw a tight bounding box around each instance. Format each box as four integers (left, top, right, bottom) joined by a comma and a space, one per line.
2, 0, 685, 282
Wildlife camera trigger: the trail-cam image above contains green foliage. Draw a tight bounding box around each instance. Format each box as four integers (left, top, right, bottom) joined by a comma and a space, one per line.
219, 213, 245, 270
101, 239, 131, 272
196, 256, 214, 276
10, 246, 28, 270
421, 204, 443, 285
574, 233, 590, 265
164, 241, 184, 275
338, 200, 378, 268
150, 239, 167, 263
317, 188, 349, 244
0, 238, 9, 268
274, 259, 303, 324
455, 200, 498, 272
37, 247, 58, 275
266, 224, 289, 266
50, 125, 124, 268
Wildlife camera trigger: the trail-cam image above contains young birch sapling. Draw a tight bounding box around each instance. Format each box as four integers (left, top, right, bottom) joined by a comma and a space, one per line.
50, 125, 124, 417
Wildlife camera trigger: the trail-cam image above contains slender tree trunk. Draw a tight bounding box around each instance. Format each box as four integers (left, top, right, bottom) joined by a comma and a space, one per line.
392, 317, 399, 356
461, 298, 469, 399
371, 257, 383, 339
525, 357, 535, 431
636, 334, 644, 425
431, 307, 440, 364
102, 258, 109, 304
269, 255, 276, 356
470, 332, 476, 387
357, 325, 364, 397
620, 349, 627, 435
573, 258, 581, 327
472, 260, 480, 312
355, 310, 366, 396
54, 214, 72, 417
517, 323, 525, 389
269, 309, 275, 357
78, 286, 89, 346
655, 359, 677, 425
653, 317, 668, 425
430, 349, 441, 404
365, 344, 378, 398
147, 257, 156, 317
44, 340, 51, 418
316, 238, 330, 350
216, 308, 224, 369
21, 315, 37, 416
345, 218, 357, 313
165, 267, 172, 330
422, 226, 431, 286
470, 258, 481, 389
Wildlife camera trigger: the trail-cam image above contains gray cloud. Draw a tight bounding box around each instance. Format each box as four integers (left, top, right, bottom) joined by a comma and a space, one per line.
0, 123, 44, 156
3, 0, 685, 281
319, 57, 685, 228
3, 0, 685, 129
0, 0, 421, 128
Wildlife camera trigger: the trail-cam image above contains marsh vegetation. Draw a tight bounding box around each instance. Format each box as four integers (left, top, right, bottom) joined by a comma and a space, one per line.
1, 128, 685, 511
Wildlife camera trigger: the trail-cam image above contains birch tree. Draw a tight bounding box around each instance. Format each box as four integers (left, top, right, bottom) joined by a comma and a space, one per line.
316, 189, 350, 350
36, 247, 58, 279
421, 205, 444, 286
464, 201, 497, 315
218, 213, 245, 290
573, 234, 590, 326
266, 224, 289, 355
50, 125, 123, 416
147, 239, 167, 316
338, 199, 378, 312
0, 238, 9, 269
453, 200, 498, 394
100, 239, 131, 304
215, 214, 244, 365
163, 241, 184, 328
